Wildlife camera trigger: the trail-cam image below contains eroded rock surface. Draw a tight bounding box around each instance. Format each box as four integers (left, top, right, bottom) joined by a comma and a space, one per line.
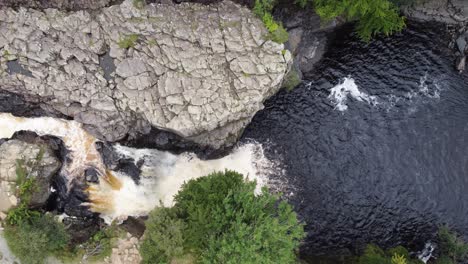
403, 0, 468, 24
0, 0, 291, 148
0, 140, 61, 212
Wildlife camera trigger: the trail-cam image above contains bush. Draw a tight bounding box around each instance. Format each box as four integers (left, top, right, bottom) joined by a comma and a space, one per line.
358, 244, 422, 264
4, 214, 70, 264
313, 0, 406, 42
140, 207, 186, 264
436, 227, 468, 264
140, 170, 305, 264
253, 0, 289, 43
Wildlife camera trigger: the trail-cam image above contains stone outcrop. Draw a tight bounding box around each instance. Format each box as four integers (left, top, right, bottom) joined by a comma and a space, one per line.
0, 0, 292, 148
403, 0, 468, 24
0, 140, 61, 212
104, 233, 142, 264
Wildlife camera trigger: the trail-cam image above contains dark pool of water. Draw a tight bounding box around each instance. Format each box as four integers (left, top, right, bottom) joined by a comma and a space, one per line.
241, 23, 468, 257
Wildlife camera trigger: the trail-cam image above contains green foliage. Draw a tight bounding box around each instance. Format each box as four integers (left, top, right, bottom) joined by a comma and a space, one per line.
282, 68, 302, 91
357, 244, 422, 264
295, 0, 312, 8
141, 170, 305, 264
436, 226, 468, 264
4, 214, 70, 264
82, 224, 124, 261
253, 0, 289, 43
117, 34, 139, 49
6, 203, 41, 226
140, 207, 186, 264
313, 0, 406, 42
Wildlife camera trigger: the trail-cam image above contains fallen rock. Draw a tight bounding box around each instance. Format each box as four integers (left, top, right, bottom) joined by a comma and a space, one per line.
0, 140, 61, 212
105, 233, 142, 264
0, 0, 291, 149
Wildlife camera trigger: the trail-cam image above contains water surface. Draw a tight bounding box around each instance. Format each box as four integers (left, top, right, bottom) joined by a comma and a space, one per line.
242, 23, 468, 256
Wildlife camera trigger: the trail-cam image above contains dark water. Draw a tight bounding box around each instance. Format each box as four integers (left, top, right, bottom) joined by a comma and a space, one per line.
241, 23, 468, 257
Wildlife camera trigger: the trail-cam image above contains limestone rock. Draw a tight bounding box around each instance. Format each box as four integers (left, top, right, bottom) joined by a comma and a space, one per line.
0, 0, 291, 148
0, 140, 61, 212
402, 0, 468, 24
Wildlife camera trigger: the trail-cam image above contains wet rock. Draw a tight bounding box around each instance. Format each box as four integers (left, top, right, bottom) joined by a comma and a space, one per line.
0, 140, 61, 212
0, 0, 291, 149
274, 2, 341, 75
85, 168, 99, 183
121, 216, 146, 238
456, 34, 467, 53
62, 215, 102, 244
456, 55, 466, 72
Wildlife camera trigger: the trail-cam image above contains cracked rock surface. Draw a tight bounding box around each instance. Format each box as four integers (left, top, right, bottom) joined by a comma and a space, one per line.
403, 0, 468, 24
0, 0, 291, 148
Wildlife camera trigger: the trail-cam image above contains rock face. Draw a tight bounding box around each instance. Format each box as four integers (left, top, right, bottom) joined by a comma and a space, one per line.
0, 140, 61, 212
0, 0, 291, 148
0, 0, 112, 10
403, 0, 468, 24
274, 3, 341, 76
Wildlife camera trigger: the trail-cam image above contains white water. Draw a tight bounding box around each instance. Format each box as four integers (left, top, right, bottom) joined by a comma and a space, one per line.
0, 113, 105, 183
0, 113, 278, 224
328, 77, 378, 111
418, 242, 435, 264
87, 143, 274, 223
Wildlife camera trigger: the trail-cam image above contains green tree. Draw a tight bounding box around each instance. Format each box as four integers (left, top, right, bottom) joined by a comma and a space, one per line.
4, 214, 70, 264
436, 226, 468, 264
140, 170, 305, 264
313, 0, 406, 41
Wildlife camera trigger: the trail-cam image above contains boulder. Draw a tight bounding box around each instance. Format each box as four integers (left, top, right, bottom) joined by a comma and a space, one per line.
0, 0, 112, 10
0, 0, 291, 149
0, 140, 61, 212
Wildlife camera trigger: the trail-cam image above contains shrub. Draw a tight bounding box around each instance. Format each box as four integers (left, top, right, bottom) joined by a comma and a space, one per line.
4, 214, 70, 264
133, 0, 146, 9
358, 244, 422, 264
253, 0, 289, 43
117, 34, 139, 49
80, 224, 124, 262
436, 226, 468, 263
140, 170, 305, 264
140, 207, 186, 264
313, 0, 406, 42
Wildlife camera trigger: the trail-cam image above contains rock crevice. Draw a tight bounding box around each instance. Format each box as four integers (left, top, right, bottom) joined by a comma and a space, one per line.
0, 0, 291, 148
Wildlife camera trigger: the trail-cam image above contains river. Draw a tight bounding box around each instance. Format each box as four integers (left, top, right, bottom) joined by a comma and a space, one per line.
241, 22, 468, 257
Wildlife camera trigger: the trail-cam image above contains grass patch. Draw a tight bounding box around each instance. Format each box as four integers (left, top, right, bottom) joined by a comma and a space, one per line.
117, 34, 139, 49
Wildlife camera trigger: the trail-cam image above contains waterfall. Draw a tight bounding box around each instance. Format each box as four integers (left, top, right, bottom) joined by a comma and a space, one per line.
0, 113, 278, 224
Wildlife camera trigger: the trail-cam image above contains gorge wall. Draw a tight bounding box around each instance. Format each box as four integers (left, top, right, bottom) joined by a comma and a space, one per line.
0, 0, 291, 149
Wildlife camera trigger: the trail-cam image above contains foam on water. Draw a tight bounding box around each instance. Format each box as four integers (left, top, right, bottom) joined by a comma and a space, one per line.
0, 113, 105, 182
328, 77, 378, 111
0, 113, 279, 224
87, 143, 277, 223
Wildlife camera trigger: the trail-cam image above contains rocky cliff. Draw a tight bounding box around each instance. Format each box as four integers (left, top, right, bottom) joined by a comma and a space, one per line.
0, 0, 291, 148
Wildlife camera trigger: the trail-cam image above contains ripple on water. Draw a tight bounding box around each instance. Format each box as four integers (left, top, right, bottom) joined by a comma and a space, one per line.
242, 22, 468, 256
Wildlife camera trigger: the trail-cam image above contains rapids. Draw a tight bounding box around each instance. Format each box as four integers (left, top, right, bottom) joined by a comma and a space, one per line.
0, 113, 277, 223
